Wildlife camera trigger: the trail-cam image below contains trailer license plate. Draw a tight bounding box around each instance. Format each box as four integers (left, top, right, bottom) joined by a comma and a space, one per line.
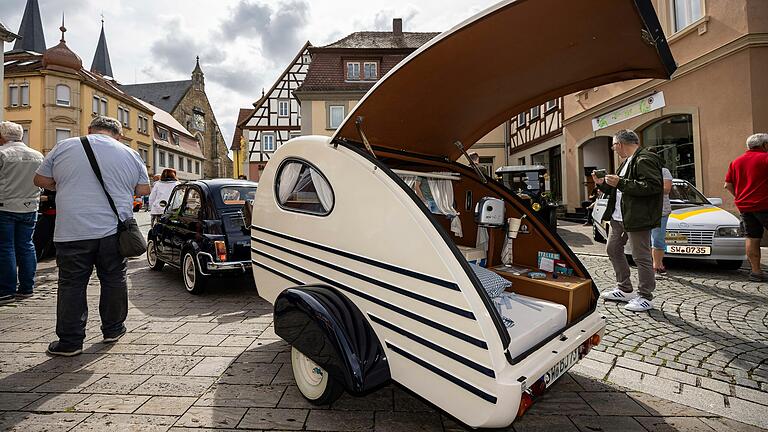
666, 245, 711, 255
543, 348, 579, 388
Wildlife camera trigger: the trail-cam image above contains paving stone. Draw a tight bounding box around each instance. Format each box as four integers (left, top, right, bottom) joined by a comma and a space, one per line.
85, 354, 154, 373
70, 412, 176, 432
527, 392, 596, 416
217, 362, 281, 385
75, 393, 150, 413
607, 367, 643, 389
332, 387, 393, 411
511, 414, 579, 432
392, 387, 435, 412
271, 362, 296, 385
146, 345, 199, 356
569, 358, 611, 380
570, 415, 647, 432
23, 392, 89, 412
238, 407, 308, 430
700, 417, 768, 432
32, 372, 106, 393
133, 355, 202, 376
635, 416, 717, 432
135, 396, 197, 416
734, 385, 768, 407
133, 332, 186, 345
680, 384, 726, 413
236, 350, 279, 363
657, 367, 698, 386
700, 377, 731, 394
81, 373, 151, 394
0, 411, 90, 432
174, 406, 247, 429
726, 397, 768, 430
194, 346, 247, 357
616, 357, 660, 375
172, 322, 218, 334
196, 384, 285, 407
175, 334, 228, 346
131, 375, 216, 397
0, 372, 58, 391
580, 392, 649, 416
626, 392, 711, 417
277, 386, 331, 410
220, 335, 257, 347
305, 410, 374, 431
0, 393, 44, 411
374, 411, 442, 432
185, 356, 235, 377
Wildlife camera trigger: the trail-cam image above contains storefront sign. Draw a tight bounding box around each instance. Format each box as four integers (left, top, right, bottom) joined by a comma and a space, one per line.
591, 92, 666, 131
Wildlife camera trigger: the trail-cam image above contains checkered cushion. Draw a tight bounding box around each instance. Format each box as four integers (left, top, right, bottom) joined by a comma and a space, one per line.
469, 263, 511, 298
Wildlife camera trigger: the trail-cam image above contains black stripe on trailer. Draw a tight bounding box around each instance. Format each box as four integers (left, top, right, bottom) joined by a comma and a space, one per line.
251, 225, 460, 291
368, 313, 495, 378
251, 259, 305, 286
386, 341, 497, 404
253, 236, 475, 320
252, 247, 488, 350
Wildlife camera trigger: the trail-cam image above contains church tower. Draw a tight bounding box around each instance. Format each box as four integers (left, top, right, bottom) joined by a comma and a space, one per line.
90, 19, 113, 77
192, 56, 204, 92
11, 0, 46, 53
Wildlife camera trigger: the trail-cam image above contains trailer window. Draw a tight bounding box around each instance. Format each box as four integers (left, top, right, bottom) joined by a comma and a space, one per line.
275, 160, 334, 215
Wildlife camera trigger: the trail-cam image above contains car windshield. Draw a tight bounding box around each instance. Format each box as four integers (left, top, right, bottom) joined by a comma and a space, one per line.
220, 186, 257, 207
669, 182, 709, 205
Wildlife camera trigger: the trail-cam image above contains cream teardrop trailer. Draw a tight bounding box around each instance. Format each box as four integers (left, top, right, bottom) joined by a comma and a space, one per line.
251, 0, 675, 427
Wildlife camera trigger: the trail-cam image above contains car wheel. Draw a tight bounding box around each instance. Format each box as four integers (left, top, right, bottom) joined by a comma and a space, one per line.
182, 252, 206, 294
716, 260, 743, 270
146, 240, 164, 271
593, 225, 606, 243
291, 346, 343, 405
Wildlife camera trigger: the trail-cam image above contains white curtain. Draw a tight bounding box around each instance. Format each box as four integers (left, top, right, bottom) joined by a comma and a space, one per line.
427, 177, 463, 238
400, 175, 418, 189
278, 162, 302, 203
476, 226, 489, 254
310, 167, 333, 212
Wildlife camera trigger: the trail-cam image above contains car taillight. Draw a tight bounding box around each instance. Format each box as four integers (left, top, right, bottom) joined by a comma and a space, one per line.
579, 332, 602, 359
517, 392, 533, 418
214, 241, 227, 262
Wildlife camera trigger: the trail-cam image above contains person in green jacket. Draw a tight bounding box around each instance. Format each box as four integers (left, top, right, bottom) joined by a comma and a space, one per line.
593, 129, 663, 312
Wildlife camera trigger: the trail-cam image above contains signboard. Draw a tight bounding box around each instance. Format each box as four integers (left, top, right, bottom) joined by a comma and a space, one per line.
591, 92, 666, 131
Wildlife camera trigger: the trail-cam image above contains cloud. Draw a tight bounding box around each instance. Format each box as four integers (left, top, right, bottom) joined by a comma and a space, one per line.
218, 0, 309, 62
205, 66, 262, 94
149, 21, 226, 76
371, 7, 419, 31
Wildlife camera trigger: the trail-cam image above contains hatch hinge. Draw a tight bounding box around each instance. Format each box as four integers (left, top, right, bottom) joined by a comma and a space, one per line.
641, 29, 657, 47
454, 140, 487, 183
355, 116, 377, 160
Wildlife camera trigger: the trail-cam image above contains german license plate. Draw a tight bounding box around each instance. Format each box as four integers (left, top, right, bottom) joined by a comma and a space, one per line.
542, 347, 579, 388
666, 245, 711, 255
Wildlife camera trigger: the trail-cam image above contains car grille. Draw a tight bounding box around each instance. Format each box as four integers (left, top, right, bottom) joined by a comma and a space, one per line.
666, 230, 715, 246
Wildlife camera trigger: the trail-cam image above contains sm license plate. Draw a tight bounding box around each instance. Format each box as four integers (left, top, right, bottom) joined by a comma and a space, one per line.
543, 347, 579, 388
666, 245, 711, 255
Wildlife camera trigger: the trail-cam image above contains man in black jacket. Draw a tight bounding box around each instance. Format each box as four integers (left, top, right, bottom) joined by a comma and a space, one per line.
593, 130, 662, 312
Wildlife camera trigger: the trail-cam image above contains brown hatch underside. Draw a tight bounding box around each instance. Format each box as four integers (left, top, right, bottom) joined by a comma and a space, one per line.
333, 0, 676, 161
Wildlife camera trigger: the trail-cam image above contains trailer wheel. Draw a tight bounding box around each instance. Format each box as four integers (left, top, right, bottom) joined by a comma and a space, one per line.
291, 346, 343, 405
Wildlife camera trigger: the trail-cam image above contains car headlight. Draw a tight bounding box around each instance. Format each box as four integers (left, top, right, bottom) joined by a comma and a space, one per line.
717, 226, 741, 237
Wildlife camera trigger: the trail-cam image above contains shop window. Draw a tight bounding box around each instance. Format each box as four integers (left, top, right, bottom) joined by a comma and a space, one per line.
275, 159, 334, 215
672, 0, 703, 32
642, 114, 696, 185
56, 85, 71, 106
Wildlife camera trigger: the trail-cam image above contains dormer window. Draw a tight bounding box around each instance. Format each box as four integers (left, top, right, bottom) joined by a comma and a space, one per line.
172, 133, 180, 145
363, 62, 378, 80
346, 61, 379, 81
158, 127, 169, 141
346, 62, 361, 81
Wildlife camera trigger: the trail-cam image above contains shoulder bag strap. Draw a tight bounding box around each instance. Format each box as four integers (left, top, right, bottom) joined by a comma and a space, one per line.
80, 136, 122, 224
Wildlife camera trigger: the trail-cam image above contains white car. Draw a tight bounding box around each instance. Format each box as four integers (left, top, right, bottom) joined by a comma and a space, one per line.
592, 179, 746, 269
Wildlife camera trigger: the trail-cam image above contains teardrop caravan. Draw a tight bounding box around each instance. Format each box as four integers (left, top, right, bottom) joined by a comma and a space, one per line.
251, 0, 676, 427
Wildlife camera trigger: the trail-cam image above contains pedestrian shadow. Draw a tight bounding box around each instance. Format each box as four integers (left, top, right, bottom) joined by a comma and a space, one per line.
197, 339, 739, 432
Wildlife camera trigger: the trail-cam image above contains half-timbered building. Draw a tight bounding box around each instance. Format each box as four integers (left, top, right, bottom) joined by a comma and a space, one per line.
238, 41, 311, 180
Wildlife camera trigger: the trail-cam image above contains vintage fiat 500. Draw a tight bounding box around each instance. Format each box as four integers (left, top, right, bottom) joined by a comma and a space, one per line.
250, 0, 675, 427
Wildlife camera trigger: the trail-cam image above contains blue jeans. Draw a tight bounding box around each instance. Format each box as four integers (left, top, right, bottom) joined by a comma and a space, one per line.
0, 210, 38, 296
651, 215, 670, 250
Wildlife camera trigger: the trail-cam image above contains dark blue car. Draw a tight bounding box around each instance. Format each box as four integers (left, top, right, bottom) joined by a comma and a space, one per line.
146, 179, 258, 294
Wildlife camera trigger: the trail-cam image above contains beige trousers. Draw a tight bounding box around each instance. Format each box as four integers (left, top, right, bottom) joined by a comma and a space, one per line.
606, 220, 655, 300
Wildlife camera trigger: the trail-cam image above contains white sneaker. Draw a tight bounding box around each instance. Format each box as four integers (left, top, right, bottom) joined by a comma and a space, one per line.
600, 288, 636, 303
625, 297, 653, 312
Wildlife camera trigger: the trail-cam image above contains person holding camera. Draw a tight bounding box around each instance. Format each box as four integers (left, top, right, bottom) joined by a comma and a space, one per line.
593, 130, 663, 312
149, 169, 178, 226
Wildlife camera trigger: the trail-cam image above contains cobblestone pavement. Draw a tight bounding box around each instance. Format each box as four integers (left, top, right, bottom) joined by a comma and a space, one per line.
0, 215, 765, 431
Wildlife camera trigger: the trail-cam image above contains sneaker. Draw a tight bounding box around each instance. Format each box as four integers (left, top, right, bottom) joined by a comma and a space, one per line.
102, 328, 126, 343
600, 288, 636, 303
15, 292, 34, 299
748, 272, 765, 282
46, 341, 82, 357
0, 295, 15, 305
625, 297, 653, 312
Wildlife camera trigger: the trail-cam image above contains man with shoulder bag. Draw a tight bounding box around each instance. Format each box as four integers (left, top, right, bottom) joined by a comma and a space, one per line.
34, 116, 150, 356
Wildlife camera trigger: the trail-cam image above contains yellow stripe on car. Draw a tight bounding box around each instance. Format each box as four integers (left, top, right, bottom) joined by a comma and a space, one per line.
668, 207, 721, 220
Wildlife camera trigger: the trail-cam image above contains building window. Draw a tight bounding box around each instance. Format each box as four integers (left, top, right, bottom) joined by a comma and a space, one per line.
101, 98, 107, 115
363, 62, 378, 80
478, 156, 494, 177
172, 133, 180, 145
137, 115, 148, 134
92, 96, 107, 115
517, 112, 526, 128
8, 85, 20, 106
92, 96, 99, 114
262, 134, 275, 152
545, 99, 558, 111
289, 131, 301, 140
672, 0, 703, 32
195, 161, 200, 174
20, 85, 29, 106
643, 114, 696, 185
168, 153, 175, 169
159, 151, 166, 166
346, 62, 361, 80
22, 128, 29, 145
278, 100, 290, 117
187, 158, 192, 172
138, 147, 149, 164
10, 84, 31, 107
530, 106, 540, 120
117, 107, 130, 127
328, 105, 345, 129
55, 129, 71, 144
518, 157, 526, 166
56, 85, 71, 106
158, 127, 169, 141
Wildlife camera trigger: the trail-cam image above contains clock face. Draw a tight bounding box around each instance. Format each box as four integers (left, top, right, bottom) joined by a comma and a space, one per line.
193, 113, 205, 131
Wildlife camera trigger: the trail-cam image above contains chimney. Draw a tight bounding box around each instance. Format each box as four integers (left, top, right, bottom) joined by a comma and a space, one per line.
393, 18, 403, 36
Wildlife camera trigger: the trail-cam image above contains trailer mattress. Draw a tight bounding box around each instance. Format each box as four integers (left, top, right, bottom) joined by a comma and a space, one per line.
493, 293, 567, 359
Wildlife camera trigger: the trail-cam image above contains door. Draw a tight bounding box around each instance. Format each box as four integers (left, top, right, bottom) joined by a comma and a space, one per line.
177, 187, 204, 256
159, 186, 186, 264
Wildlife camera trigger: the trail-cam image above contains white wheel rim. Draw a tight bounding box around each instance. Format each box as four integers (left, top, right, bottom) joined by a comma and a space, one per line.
147, 241, 157, 267
183, 254, 196, 289
292, 347, 328, 400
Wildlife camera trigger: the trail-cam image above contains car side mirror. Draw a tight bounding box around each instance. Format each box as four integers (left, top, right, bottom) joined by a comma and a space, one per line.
707, 197, 722, 206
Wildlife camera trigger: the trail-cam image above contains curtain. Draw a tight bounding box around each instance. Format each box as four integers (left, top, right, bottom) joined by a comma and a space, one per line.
427, 176, 462, 238
476, 227, 488, 254
310, 167, 333, 212
400, 175, 418, 189
278, 162, 302, 203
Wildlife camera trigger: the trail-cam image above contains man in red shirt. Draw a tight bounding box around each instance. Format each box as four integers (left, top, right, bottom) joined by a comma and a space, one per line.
724, 133, 768, 282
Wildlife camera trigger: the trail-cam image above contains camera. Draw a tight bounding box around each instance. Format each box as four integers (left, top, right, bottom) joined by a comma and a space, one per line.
594, 169, 607, 179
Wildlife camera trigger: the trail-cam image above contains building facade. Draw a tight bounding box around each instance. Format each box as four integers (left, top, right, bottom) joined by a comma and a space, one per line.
123, 58, 231, 179
238, 42, 311, 180
559, 0, 767, 214
3, 4, 154, 172
139, 100, 203, 180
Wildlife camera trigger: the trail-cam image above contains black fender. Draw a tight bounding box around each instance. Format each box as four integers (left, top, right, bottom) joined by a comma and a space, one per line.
274, 284, 390, 395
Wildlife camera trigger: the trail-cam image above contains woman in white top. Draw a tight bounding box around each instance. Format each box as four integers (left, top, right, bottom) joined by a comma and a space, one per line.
149, 168, 179, 226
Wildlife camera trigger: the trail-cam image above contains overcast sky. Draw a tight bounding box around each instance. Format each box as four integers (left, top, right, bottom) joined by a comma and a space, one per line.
1, 0, 498, 153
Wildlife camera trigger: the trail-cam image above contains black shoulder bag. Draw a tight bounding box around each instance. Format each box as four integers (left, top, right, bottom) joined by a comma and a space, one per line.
80, 137, 147, 258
